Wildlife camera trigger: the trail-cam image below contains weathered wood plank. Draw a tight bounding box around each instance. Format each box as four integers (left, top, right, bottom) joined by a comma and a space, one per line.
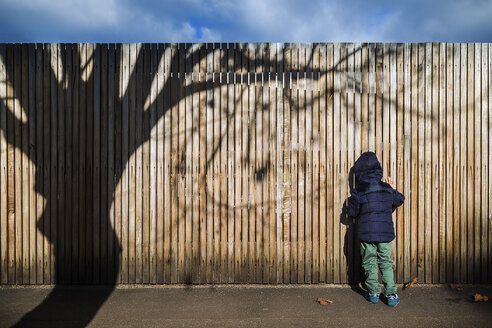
290, 42, 298, 283
141, 43, 151, 284
305, 43, 313, 284
240, 43, 249, 283
163, 43, 171, 283
184, 43, 192, 284
438, 42, 446, 283
204, 43, 212, 283
128, 43, 136, 284
318, 43, 326, 283
0, 44, 7, 284
326, 43, 334, 283
332, 43, 341, 283
298, 43, 306, 283
177, 43, 185, 283
312, 43, 319, 284
473, 43, 481, 284
403, 43, 411, 282
411, 43, 419, 281
20, 44, 30, 284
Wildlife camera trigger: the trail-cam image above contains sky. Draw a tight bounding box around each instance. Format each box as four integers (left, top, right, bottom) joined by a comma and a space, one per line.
0, 0, 491, 42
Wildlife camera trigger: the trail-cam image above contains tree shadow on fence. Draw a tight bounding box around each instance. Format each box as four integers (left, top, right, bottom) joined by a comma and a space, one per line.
0, 42, 404, 327
341, 165, 364, 298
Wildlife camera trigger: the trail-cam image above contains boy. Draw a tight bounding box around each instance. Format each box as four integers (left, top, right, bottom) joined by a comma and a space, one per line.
347, 151, 405, 307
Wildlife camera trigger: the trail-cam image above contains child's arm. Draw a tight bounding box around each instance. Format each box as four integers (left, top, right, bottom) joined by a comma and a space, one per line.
347, 189, 360, 218
384, 176, 405, 208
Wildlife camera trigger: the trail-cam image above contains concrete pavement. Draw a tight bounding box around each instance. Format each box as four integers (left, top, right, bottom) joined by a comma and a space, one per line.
1, 284, 491, 327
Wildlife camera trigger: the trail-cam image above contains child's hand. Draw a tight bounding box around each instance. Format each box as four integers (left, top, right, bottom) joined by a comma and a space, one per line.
384, 176, 395, 189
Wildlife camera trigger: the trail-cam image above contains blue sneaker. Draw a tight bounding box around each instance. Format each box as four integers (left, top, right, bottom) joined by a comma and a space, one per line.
386, 294, 400, 307
365, 291, 380, 304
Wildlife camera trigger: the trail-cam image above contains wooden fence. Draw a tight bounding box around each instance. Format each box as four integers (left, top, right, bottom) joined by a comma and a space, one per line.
0, 43, 491, 285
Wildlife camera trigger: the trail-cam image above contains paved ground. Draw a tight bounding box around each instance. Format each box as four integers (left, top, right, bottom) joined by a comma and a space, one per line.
1, 284, 491, 327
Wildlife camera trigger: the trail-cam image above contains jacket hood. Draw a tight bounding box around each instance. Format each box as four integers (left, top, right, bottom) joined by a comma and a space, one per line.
353, 151, 383, 184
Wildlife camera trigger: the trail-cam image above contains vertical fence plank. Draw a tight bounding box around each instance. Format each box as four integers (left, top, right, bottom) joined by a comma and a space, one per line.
134, 44, 143, 284
154, 44, 162, 283
312, 43, 319, 284
177, 43, 185, 284
128, 43, 136, 284
107, 44, 115, 284
473, 43, 481, 284
332, 43, 340, 284
326, 43, 334, 283
204, 43, 212, 283
460, 43, 467, 283
298, 43, 306, 283
389, 43, 397, 269
353, 43, 362, 283
269, 42, 277, 284
170, 43, 179, 283
93, 44, 100, 284
240, 43, 249, 283
403, 43, 411, 282
488, 43, 492, 283
227, 43, 235, 283
28, 44, 38, 285
431, 42, 439, 283
318, 43, 326, 283
212, 42, 220, 283
85, 43, 94, 284
305, 43, 313, 284
411, 43, 419, 281
339, 43, 348, 283
120, 43, 129, 284
21, 44, 29, 284
261, 42, 269, 283
0, 44, 7, 284
100, 44, 108, 284
417, 43, 426, 282
345, 43, 354, 284
185, 43, 192, 284
248, 43, 256, 283
453, 43, 461, 282
281, 43, 289, 283
142, 44, 151, 284
396, 43, 404, 283
233, 43, 242, 282
445, 42, 454, 283
191, 42, 199, 284
480, 43, 489, 284
42, 43, 51, 284
71, 44, 80, 283
438, 42, 446, 283
467, 43, 475, 284
290, 42, 298, 283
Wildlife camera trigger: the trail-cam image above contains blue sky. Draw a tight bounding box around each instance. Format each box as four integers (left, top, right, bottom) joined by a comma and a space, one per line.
0, 0, 491, 42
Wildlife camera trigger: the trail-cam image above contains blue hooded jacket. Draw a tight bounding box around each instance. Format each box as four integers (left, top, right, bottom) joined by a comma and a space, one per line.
346, 152, 405, 243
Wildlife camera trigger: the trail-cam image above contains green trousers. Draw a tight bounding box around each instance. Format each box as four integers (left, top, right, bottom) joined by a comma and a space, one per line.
360, 241, 397, 295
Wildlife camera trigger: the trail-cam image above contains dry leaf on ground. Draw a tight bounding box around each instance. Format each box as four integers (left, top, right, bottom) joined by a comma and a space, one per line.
403, 277, 418, 290
473, 294, 488, 302
449, 284, 463, 291
317, 297, 333, 305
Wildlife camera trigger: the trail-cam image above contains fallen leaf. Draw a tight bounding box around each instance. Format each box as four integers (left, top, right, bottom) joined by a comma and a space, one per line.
449, 284, 463, 291
473, 294, 488, 302
403, 277, 418, 290
317, 297, 333, 305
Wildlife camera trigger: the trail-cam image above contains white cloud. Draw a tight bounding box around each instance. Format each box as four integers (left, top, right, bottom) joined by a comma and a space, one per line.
2, 0, 120, 27
1, 0, 491, 42
199, 27, 221, 42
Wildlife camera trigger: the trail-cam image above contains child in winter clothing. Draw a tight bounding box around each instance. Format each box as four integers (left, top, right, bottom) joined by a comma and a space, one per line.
347, 152, 405, 307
